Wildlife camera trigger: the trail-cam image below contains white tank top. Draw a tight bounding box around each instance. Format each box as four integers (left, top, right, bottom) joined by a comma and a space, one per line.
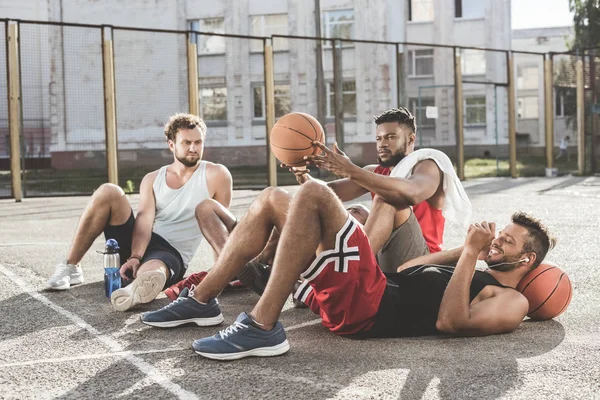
152, 162, 210, 266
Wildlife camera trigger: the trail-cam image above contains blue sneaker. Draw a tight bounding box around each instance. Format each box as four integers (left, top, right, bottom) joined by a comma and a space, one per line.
140, 287, 224, 328
192, 312, 290, 360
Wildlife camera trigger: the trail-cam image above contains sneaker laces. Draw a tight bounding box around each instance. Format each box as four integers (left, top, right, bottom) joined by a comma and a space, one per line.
219, 321, 248, 339
50, 264, 68, 279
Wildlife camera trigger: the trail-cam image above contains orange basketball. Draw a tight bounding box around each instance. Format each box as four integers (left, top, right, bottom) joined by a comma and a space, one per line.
516, 262, 572, 320
269, 112, 325, 166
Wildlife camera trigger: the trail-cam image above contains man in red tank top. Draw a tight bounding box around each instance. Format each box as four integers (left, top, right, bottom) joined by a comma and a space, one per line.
299, 107, 447, 273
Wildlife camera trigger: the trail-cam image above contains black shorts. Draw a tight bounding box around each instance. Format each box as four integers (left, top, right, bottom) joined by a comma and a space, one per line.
103, 211, 185, 288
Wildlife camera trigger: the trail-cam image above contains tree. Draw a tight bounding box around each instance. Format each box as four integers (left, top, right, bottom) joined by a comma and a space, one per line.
569, 0, 600, 51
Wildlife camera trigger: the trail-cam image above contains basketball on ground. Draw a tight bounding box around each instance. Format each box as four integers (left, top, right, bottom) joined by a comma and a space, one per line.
269, 112, 325, 166
516, 262, 572, 320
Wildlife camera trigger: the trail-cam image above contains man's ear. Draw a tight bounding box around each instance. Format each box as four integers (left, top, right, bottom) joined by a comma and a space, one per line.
522, 252, 537, 268
408, 132, 416, 147
167, 139, 175, 151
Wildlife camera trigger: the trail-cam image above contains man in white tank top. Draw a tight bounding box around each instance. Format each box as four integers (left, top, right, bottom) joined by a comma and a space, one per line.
45, 113, 237, 311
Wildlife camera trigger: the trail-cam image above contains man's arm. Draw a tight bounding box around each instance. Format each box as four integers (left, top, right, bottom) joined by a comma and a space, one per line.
119, 172, 157, 279
285, 163, 373, 202
397, 246, 464, 272
348, 159, 441, 208
435, 222, 528, 336
307, 142, 441, 208
207, 163, 233, 208
327, 165, 375, 202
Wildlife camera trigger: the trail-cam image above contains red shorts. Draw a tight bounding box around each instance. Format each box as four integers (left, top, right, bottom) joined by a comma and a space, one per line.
293, 216, 387, 335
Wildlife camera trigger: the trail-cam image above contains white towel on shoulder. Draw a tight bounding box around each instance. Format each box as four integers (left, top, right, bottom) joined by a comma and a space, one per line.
389, 149, 472, 227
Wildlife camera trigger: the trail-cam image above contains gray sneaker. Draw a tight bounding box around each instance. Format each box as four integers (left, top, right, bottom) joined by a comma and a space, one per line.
140, 288, 224, 328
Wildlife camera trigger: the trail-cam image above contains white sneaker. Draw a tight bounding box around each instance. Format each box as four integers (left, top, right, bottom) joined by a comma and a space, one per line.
46, 261, 84, 290
111, 270, 166, 312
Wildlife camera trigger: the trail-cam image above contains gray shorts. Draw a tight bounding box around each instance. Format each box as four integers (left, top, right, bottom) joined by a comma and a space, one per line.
376, 210, 429, 273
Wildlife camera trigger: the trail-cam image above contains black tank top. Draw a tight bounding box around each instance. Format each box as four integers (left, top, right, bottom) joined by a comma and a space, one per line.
358, 264, 509, 338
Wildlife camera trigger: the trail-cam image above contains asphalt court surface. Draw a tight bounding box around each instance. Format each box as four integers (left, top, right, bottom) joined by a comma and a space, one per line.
1, 177, 599, 399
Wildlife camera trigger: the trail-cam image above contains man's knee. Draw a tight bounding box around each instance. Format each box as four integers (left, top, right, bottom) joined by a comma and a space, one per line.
195, 198, 220, 220
93, 183, 125, 203
255, 186, 291, 209
296, 180, 331, 204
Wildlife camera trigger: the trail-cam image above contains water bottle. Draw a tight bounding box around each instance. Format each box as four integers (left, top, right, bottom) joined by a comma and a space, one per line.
103, 238, 121, 297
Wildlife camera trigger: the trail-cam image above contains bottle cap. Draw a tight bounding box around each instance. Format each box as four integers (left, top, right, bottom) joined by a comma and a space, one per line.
105, 238, 120, 253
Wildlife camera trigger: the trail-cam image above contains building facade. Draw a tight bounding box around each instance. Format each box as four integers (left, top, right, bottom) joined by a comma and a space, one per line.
512, 26, 575, 153
1, 0, 516, 169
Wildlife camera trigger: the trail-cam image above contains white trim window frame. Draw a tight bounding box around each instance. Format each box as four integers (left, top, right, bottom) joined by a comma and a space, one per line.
252, 83, 292, 120
191, 18, 226, 55
200, 86, 228, 122
408, 49, 434, 78
464, 96, 486, 126
326, 80, 357, 118
250, 14, 289, 52
322, 9, 355, 48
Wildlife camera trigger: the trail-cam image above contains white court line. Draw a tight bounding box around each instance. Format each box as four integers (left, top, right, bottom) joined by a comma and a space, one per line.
0, 319, 323, 369
0, 242, 66, 247
0, 264, 198, 400
0, 347, 188, 369
287, 318, 322, 332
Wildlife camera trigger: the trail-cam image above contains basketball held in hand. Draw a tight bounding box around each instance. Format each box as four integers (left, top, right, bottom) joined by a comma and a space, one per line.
269, 112, 325, 166
517, 262, 572, 321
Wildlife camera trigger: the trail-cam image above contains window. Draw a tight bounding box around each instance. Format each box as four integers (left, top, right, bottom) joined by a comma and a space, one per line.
326, 80, 357, 118
409, 98, 436, 127
252, 84, 291, 119
251, 14, 289, 51
555, 87, 576, 117
191, 18, 225, 54
465, 96, 486, 125
322, 9, 354, 40
455, 0, 484, 18
408, 49, 434, 77
200, 86, 227, 121
461, 49, 486, 76
409, 0, 434, 22
517, 66, 539, 90
518, 97, 539, 119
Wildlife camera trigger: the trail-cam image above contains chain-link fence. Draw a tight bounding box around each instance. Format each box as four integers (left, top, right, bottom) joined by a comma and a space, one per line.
18, 22, 106, 196
552, 53, 579, 173
113, 28, 189, 192
197, 33, 270, 188
584, 52, 600, 174
6, 18, 595, 200
404, 45, 457, 158
0, 21, 9, 198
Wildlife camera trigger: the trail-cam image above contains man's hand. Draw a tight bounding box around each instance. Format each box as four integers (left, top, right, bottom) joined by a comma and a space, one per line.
465, 221, 496, 255
281, 164, 312, 185
304, 142, 355, 178
119, 258, 141, 280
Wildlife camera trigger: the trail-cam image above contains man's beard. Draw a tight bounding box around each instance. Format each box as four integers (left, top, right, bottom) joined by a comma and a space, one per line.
487, 254, 525, 272
378, 151, 407, 168
176, 151, 200, 167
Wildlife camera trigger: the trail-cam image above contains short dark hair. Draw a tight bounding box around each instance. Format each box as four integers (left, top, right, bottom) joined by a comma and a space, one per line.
373, 107, 417, 134
511, 212, 556, 270
164, 113, 206, 142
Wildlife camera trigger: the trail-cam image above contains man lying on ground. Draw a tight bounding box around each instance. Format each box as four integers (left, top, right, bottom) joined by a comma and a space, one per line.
140, 180, 554, 360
